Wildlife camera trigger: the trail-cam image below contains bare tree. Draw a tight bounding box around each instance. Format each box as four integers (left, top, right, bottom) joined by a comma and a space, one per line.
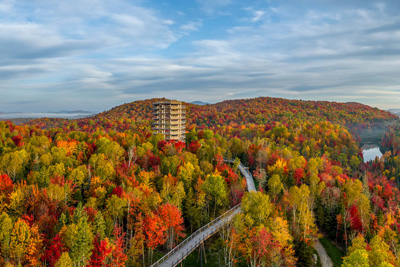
128, 144, 137, 167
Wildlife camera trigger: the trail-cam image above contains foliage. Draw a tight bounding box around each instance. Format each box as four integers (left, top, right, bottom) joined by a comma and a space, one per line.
0, 97, 398, 266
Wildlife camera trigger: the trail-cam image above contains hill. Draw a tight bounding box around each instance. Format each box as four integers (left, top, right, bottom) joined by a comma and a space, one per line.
25, 97, 397, 133
1, 96, 400, 266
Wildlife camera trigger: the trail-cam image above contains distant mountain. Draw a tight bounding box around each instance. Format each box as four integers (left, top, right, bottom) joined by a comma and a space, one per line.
191, 101, 208, 105
0, 111, 95, 120
57, 110, 93, 114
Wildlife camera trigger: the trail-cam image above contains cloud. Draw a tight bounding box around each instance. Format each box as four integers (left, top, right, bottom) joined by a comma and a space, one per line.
115, 2, 400, 108
2, 0, 400, 112
181, 20, 203, 32
244, 7, 267, 22
0, 1, 178, 60
251, 10, 266, 22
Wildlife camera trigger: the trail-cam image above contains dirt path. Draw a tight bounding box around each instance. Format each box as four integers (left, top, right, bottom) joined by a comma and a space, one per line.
314, 240, 333, 267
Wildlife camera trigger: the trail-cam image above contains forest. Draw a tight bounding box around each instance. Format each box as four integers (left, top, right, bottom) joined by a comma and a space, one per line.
1, 96, 400, 266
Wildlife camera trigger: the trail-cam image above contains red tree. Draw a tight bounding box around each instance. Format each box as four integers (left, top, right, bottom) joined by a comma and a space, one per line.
188, 140, 201, 154
12, 135, 24, 147
110, 226, 128, 267
349, 204, 363, 232
144, 212, 166, 263
0, 174, 14, 196
89, 235, 112, 267
157, 203, 185, 250
41, 234, 64, 267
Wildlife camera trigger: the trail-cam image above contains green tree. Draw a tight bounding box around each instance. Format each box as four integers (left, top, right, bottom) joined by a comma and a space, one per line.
202, 172, 228, 218
70, 217, 93, 266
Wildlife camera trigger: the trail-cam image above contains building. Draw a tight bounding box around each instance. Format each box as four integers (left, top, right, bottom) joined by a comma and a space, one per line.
153, 100, 186, 142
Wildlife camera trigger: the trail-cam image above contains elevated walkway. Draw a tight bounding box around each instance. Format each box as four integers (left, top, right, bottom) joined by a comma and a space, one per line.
151, 159, 254, 267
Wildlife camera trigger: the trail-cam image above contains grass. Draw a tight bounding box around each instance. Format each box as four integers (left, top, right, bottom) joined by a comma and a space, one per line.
313, 248, 323, 267
319, 237, 345, 267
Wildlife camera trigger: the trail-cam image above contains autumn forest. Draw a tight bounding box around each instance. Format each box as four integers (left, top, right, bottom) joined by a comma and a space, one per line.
1, 97, 400, 267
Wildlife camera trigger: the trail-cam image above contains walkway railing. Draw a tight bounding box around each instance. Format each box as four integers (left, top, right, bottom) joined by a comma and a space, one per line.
150, 159, 255, 267
151, 204, 241, 267
224, 159, 256, 192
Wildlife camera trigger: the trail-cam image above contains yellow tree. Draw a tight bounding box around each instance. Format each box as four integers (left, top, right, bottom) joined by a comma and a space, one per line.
357, 194, 370, 235
288, 184, 318, 243
241, 191, 272, 227
0, 212, 13, 261
267, 174, 283, 201
342, 249, 369, 267
1, 150, 29, 181
55, 252, 73, 267
160, 174, 186, 209
9, 218, 31, 265
369, 235, 396, 267
177, 162, 195, 191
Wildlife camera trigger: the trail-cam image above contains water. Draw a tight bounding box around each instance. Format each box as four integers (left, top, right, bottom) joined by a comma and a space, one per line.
362, 145, 382, 162
0, 112, 94, 119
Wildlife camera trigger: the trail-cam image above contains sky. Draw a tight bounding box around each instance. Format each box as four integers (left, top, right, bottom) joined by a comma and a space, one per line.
1, 0, 400, 112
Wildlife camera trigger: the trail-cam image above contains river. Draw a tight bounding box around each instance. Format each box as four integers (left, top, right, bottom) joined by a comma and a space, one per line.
362, 144, 382, 162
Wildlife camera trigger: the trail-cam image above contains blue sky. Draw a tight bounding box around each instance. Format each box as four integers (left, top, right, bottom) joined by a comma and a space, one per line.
1, 0, 400, 112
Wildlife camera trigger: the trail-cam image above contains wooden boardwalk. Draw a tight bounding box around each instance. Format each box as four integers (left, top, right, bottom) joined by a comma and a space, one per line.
151, 160, 254, 267
151, 159, 333, 267
238, 163, 256, 192
151, 205, 241, 267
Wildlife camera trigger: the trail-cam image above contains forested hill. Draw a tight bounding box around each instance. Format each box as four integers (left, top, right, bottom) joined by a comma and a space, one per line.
190, 97, 397, 128
2, 96, 400, 266
26, 97, 397, 132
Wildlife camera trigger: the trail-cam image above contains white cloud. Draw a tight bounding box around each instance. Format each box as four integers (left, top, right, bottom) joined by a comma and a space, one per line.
181, 20, 202, 32
2, 0, 400, 112
251, 10, 265, 22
